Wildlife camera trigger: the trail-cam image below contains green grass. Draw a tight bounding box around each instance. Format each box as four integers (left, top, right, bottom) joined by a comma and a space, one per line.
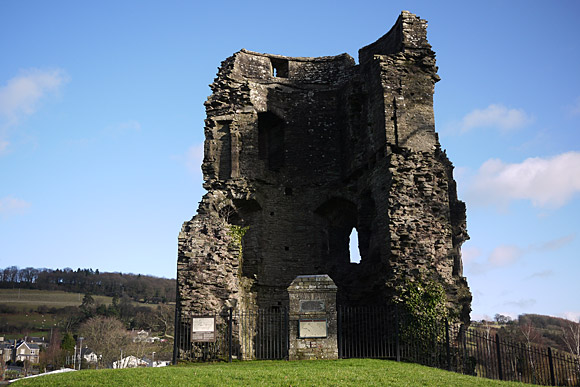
12, 359, 532, 386
0, 289, 113, 310
0, 288, 158, 311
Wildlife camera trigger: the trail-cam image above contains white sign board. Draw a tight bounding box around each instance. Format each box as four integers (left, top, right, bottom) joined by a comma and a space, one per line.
299, 319, 327, 338
191, 316, 216, 342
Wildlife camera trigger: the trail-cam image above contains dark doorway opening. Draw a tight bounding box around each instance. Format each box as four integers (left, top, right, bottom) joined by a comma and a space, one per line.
258, 112, 285, 171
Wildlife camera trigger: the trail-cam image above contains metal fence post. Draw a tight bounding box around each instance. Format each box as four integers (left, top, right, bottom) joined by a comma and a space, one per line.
228, 307, 233, 363
445, 319, 451, 371
496, 333, 503, 381
461, 325, 468, 375
337, 306, 342, 359
285, 307, 289, 360
395, 308, 400, 362
172, 304, 180, 365
548, 347, 556, 386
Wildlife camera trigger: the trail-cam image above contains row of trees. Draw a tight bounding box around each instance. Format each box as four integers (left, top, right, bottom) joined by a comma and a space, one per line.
0, 266, 175, 304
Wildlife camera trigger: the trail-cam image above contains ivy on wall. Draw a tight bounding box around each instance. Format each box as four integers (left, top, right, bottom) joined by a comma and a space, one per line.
228, 225, 249, 258
395, 273, 448, 347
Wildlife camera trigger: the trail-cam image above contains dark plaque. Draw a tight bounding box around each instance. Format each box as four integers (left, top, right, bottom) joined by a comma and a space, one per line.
300, 299, 325, 312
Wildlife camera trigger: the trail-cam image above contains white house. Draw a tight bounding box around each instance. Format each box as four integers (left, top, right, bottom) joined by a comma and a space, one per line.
131, 330, 160, 343
81, 348, 99, 364
112, 355, 148, 369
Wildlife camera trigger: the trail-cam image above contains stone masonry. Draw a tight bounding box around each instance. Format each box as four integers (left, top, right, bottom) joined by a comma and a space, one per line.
177, 11, 472, 338
288, 275, 338, 360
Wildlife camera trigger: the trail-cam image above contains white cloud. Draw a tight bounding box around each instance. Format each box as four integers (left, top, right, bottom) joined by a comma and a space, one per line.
0, 68, 68, 126
537, 233, 576, 251
465, 234, 572, 275
0, 196, 31, 216
464, 245, 521, 275
461, 246, 481, 264
466, 152, 580, 209
186, 143, 204, 174
526, 270, 554, 280
489, 245, 524, 267
561, 311, 580, 322
458, 104, 533, 133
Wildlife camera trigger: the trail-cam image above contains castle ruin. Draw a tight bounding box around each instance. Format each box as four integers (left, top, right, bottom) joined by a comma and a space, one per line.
176, 11, 472, 337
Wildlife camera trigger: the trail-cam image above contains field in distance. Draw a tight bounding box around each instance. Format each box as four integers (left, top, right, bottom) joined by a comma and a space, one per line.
0, 289, 162, 338
0, 288, 114, 310
0, 289, 161, 311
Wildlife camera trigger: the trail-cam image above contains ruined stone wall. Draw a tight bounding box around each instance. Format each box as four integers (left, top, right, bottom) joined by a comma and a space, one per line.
177, 11, 471, 327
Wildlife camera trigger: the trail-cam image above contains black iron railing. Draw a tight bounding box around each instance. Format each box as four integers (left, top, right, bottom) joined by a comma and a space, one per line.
174, 306, 580, 386
174, 308, 288, 362
337, 306, 579, 386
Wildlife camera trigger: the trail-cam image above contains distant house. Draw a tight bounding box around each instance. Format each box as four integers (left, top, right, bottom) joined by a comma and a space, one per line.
81, 348, 99, 364
28, 337, 48, 349
150, 360, 171, 367
131, 329, 160, 343
113, 355, 148, 369
1, 342, 13, 363
14, 341, 40, 363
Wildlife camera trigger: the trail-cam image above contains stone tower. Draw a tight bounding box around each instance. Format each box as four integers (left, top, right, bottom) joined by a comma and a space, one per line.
177, 11, 471, 326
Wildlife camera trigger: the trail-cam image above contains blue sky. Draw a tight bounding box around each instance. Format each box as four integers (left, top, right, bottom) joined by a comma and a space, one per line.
1, 1, 579, 322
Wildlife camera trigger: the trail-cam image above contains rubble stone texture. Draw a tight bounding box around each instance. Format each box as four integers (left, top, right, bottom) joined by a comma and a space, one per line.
177, 11, 472, 327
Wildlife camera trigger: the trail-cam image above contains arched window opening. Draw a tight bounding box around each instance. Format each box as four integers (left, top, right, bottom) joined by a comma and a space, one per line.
349, 228, 361, 264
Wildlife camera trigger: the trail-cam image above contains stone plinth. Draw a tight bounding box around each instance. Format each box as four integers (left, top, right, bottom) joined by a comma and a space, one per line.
287, 275, 338, 360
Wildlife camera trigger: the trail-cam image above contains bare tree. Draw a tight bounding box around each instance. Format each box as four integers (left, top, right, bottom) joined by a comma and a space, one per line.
521, 320, 543, 347
4, 266, 18, 283
520, 320, 542, 376
40, 329, 63, 371
78, 316, 131, 368
154, 303, 175, 338
562, 319, 580, 355
560, 318, 580, 380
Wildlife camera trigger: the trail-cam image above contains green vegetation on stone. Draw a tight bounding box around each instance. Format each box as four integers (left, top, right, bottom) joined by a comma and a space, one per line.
228, 224, 249, 258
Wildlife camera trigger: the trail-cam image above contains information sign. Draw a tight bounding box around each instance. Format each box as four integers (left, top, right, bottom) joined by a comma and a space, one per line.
298, 319, 327, 338
191, 316, 216, 342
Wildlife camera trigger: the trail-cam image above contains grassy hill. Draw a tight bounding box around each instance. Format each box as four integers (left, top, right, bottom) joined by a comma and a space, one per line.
12, 359, 531, 386
471, 314, 579, 355
0, 289, 159, 338
0, 289, 113, 311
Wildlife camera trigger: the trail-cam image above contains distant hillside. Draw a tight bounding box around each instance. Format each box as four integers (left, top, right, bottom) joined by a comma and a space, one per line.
0, 288, 168, 337
0, 266, 175, 303
472, 313, 580, 356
